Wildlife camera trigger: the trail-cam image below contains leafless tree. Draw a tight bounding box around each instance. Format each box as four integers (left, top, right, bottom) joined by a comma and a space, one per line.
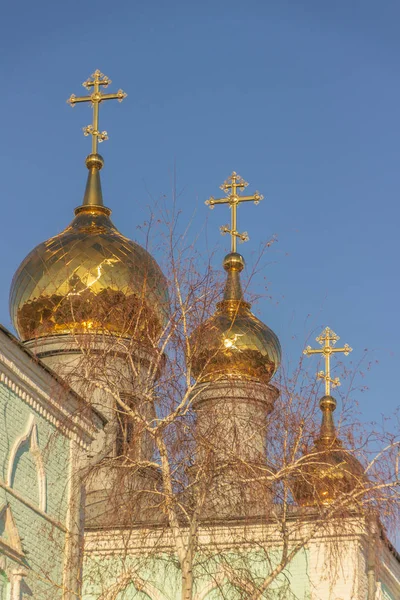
53, 202, 400, 600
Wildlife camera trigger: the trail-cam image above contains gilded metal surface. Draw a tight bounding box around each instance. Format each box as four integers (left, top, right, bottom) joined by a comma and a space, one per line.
81, 153, 106, 207
67, 70, 127, 155
190, 252, 281, 384
294, 329, 363, 506
9, 69, 169, 343
205, 172, 263, 253
10, 206, 169, 342
303, 326, 352, 396
292, 396, 365, 507
293, 443, 365, 506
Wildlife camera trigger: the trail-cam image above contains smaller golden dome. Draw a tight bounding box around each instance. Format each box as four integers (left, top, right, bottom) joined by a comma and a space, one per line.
189, 252, 281, 384
292, 396, 365, 506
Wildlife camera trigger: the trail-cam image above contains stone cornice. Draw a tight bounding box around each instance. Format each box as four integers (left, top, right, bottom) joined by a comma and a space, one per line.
191, 379, 279, 411
84, 517, 368, 557
0, 326, 104, 448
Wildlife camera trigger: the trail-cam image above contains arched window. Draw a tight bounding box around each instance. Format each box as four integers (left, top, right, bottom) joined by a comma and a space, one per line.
7, 416, 46, 512
116, 584, 151, 599
115, 394, 145, 460
98, 574, 165, 600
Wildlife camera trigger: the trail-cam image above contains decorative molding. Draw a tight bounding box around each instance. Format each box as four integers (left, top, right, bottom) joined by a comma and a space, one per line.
85, 518, 366, 557
0, 361, 97, 450
10, 567, 29, 600
0, 503, 25, 564
132, 580, 166, 600
7, 415, 47, 513
62, 441, 85, 598
192, 379, 279, 411
194, 572, 226, 600
98, 574, 167, 600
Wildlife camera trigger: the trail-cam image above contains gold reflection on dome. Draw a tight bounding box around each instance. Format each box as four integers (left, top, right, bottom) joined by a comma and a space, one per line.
189, 253, 281, 384
10, 204, 169, 342
292, 395, 365, 506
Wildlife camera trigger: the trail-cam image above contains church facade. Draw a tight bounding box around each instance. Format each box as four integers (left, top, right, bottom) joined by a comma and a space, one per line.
0, 70, 399, 600
0, 326, 104, 599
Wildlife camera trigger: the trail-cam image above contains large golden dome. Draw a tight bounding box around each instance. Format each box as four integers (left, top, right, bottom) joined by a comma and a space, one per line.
10, 154, 169, 342
189, 253, 281, 384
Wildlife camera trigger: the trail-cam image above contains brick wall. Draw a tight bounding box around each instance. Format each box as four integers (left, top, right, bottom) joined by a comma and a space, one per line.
0, 380, 71, 599
82, 546, 310, 599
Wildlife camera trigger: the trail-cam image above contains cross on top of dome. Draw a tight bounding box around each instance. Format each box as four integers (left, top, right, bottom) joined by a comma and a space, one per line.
303, 326, 353, 396
205, 172, 263, 253
67, 70, 127, 156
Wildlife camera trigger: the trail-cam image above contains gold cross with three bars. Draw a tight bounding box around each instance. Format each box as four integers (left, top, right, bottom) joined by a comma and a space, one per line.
303, 327, 352, 396
205, 172, 263, 253
67, 70, 127, 155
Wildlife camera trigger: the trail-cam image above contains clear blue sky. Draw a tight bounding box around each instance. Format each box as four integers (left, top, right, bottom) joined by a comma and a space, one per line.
0, 0, 398, 426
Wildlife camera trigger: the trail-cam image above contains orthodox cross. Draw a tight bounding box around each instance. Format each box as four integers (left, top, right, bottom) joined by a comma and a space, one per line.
303, 326, 352, 396
67, 70, 127, 155
205, 172, 263, 253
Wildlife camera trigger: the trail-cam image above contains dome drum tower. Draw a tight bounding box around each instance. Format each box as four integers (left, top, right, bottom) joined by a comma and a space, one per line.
189, 174, 282, 518
191, 379, 279, 519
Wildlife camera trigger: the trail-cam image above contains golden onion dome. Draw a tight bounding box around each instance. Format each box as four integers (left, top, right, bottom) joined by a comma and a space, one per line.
189, 252, 281, 384
292, 395, 365, 506
10, 154, 169, 342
